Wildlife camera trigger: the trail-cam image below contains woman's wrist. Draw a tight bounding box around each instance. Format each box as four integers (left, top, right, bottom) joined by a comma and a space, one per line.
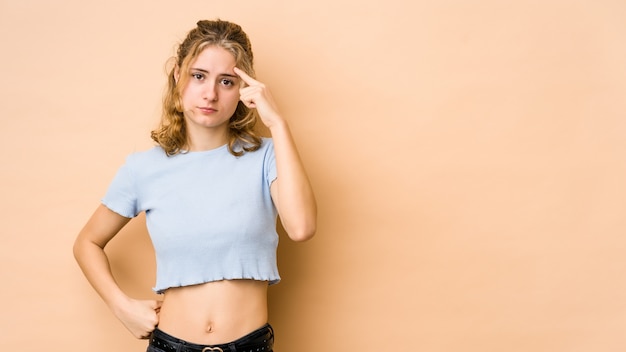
267, 118, 290, 136
105, 289, 132, 313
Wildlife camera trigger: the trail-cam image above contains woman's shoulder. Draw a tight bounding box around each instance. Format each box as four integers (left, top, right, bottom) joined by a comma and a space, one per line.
124, 145, 168, 165
258, 137, 274, 152
243, 137, 274, 159
234, 137, 273, 157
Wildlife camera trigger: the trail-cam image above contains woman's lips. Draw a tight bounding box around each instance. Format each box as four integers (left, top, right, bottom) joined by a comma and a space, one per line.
198, 107, 217, 114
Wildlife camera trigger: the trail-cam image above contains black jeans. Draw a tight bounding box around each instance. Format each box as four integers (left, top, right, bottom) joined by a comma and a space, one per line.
147, 324, 274, 352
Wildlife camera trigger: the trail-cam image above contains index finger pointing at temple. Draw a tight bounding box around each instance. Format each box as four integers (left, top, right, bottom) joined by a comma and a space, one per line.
234, 67, 258, 85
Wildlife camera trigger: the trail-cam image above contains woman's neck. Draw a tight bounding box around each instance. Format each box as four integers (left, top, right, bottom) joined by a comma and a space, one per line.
185, 128, 229, 152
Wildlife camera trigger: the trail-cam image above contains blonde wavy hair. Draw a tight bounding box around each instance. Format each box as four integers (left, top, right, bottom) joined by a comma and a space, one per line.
151, 19, 261, 156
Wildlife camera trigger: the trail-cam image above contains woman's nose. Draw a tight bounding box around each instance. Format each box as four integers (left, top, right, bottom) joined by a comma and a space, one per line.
203, 84, 218, 101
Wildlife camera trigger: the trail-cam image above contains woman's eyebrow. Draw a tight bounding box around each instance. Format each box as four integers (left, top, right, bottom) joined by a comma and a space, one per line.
220, 73, 239, 79
190, 67, 209, 74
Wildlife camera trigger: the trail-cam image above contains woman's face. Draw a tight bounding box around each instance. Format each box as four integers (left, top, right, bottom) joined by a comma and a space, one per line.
177, 46, 241, 136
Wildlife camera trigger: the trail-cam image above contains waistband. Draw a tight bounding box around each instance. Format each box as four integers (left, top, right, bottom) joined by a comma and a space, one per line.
149, 324, 274, 352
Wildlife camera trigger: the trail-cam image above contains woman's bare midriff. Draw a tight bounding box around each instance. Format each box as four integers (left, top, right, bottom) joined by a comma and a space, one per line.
157, 279, 269, 345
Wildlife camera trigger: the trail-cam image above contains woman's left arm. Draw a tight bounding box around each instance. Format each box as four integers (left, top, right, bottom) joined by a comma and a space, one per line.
235, 68, 317, 241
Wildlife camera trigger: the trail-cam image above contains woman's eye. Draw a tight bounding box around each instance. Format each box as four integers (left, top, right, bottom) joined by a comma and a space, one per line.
220, 79, 234, 87
192, 73, 204, 80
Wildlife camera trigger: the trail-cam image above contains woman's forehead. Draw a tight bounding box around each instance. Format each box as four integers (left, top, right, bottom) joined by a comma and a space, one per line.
190, 46, 237, 70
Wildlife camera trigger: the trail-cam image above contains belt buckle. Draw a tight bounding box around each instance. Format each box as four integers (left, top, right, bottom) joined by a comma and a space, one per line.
201, 348, 223, 352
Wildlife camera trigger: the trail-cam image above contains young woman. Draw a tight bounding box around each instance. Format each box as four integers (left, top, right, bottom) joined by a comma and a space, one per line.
73, 19, 316, 352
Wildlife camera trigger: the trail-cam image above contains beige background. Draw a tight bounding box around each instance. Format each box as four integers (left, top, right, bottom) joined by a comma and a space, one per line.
1, 0, 625, 351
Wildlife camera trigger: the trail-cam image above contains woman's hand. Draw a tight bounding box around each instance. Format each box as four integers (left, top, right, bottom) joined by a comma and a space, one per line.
113, 297, 162, 339
234, 67, 284, 129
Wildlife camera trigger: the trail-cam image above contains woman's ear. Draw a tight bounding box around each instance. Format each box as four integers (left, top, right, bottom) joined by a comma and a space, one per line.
174, 65, 180, 84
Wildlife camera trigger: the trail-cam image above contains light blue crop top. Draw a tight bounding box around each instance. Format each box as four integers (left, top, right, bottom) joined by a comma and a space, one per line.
102, 138, 280, 293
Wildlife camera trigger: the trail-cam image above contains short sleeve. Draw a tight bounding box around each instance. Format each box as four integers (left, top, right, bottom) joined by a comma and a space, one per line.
101, 161, 139, 218
264, 139, 277, 187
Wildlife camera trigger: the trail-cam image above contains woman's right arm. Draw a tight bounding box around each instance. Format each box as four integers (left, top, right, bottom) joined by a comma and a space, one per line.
73, 204, 161, 339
